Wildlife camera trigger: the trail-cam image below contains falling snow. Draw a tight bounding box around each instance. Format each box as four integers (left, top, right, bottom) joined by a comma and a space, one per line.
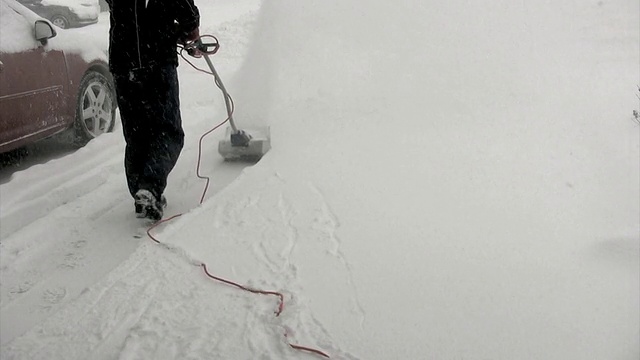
1, 0, 638, 359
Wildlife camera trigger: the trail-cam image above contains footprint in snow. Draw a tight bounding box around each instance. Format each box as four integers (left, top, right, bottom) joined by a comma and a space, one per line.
42, 287, 67, 305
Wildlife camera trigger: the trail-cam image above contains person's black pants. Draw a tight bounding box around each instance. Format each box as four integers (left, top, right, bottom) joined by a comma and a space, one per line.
113, 65, 184, 200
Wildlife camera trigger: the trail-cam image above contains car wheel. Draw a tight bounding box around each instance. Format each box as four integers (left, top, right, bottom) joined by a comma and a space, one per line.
74, 71, 116, 147
50, 15, 69, 29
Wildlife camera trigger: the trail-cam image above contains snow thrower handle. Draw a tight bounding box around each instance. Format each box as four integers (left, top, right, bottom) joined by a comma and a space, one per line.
200, 48, 239, 134
184, 37, 220, 57
179, 35, 240, 134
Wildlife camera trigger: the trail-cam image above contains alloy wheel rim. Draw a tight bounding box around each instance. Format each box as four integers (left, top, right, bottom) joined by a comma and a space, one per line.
81, 81, 113, 138
52, 18, 66, 28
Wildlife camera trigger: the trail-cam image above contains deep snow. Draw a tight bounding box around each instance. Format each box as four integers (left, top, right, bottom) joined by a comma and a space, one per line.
1, 0, 639, 359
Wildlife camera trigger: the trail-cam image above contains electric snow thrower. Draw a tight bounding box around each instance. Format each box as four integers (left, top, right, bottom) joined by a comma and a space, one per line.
188, 37, 271, 161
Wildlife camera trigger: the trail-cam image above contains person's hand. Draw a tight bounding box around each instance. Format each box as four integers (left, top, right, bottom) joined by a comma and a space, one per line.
181, 27, 202, 57
184, 27, 200, 42
186, 46, 203, 58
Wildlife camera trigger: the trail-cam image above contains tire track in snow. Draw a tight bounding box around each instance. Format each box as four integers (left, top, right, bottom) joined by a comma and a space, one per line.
0, 195, 139, 346
2, 242, 258, 359
1, 245, 153, 358
0, 134, 124, 240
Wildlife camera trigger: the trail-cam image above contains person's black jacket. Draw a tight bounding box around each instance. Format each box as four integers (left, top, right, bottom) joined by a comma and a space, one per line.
105, 0, 199, 73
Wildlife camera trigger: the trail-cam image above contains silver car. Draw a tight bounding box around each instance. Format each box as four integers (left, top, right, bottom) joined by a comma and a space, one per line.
17, 0, 100, 29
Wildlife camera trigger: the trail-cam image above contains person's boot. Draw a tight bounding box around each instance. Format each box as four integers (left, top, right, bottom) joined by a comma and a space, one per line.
134, 189, 166, 221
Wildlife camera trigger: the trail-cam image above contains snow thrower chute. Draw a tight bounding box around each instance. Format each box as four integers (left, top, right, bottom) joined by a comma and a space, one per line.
190, 37, 271, 161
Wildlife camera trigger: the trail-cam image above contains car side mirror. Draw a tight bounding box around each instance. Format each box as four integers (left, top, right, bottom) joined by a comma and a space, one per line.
34, 20, 56, 45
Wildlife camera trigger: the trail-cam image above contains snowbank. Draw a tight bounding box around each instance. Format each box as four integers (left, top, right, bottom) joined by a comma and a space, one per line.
206, 0, 640, 358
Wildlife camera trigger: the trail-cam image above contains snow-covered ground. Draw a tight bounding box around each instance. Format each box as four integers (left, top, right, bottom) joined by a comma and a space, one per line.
1, 0, 639, 359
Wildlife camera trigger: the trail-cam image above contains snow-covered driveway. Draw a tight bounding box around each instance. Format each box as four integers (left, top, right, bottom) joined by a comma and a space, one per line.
1, 0, 262, 351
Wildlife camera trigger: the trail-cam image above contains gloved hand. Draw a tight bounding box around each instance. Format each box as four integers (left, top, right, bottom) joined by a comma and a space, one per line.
180, 27, 202, 57
183, 27, 200, 43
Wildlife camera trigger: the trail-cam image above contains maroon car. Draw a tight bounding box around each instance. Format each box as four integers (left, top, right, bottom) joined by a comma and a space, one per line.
0, 0, 115, 154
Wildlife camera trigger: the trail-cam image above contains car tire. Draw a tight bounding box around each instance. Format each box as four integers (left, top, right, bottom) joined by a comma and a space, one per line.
50, 14, 69, 29
73, 71, 116, 147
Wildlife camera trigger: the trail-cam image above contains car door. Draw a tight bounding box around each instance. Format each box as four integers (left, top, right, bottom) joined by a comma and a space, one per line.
0, 2, 68, 152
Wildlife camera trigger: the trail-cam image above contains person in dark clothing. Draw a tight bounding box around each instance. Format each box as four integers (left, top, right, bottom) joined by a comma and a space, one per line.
105, 0, 200, 221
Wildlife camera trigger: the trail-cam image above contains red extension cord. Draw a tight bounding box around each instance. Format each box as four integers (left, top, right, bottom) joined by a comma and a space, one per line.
144, 38, 331, 359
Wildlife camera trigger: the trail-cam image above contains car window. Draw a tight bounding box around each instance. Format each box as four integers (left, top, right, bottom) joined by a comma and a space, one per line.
42, 0, 93, 7
0, 1, 38, 53
16, 0, 42, 5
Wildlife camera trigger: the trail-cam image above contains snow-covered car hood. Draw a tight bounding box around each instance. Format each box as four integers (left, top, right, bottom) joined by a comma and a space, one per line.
0, 0, 38, 53
1, 0, 106, 62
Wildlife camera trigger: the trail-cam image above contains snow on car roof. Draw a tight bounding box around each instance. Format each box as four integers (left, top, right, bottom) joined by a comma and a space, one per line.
0, 0, 106, 63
